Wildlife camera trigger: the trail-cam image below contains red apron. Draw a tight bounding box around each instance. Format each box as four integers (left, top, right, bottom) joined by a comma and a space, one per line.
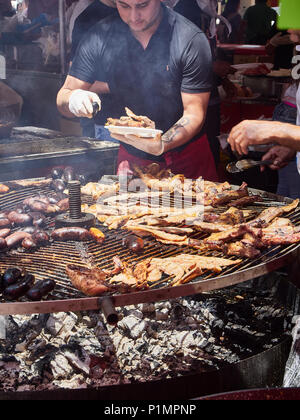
117, 134, 219, 182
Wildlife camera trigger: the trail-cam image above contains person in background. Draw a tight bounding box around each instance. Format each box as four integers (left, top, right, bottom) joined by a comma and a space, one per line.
27, 0, 58, 21
243, 0, 277, 45
0, 0, 14, 18
174, 0, 237, 173
57, 0, 218, 181
70, 0, 116, 138
265, 30, 294, 70
217, 0, 242, 44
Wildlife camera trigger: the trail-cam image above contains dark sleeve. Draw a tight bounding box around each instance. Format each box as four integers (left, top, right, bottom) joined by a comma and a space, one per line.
70, 17, 83, 61
69, 30, 103, 84
180, 32, 213, 94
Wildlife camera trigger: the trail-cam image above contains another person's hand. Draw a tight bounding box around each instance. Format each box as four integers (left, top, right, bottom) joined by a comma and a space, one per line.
213, 60, 236, 79
228, 120, 278, 155
222, 78, 238, 98
269, 32, 294, 47
68, 89, 101, 119
260, 145, 295, 171
109, 132, 164, 156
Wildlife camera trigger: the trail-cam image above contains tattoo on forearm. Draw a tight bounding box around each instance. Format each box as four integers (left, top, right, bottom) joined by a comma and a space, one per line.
162, 117, 189, 143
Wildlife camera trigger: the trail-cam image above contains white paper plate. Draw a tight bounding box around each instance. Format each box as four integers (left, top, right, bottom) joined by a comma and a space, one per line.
232, 63, 273, 71
106, 125, 162, 138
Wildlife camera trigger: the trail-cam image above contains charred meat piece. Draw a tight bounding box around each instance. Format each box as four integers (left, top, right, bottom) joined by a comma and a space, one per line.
218, 207, 245, 225
229, 195, 262, 208
211, 182, 249, 207
66, 264, 110, 296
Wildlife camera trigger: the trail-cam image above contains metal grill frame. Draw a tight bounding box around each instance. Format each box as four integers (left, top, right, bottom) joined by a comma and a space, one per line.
0, 183, 299, 315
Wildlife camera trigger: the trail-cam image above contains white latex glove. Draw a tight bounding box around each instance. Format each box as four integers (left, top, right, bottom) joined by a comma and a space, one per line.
68, 89, 101, 119
270, 32, 294, 47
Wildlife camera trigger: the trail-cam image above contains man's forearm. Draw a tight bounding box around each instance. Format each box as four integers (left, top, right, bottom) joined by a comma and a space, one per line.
274, 123, 300, 151
57, 88, 74, 118
162, 114, 203, 153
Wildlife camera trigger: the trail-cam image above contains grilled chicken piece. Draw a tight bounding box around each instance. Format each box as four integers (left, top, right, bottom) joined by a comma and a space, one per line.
124, 224, 192, 245
203, 224, 249, 245
225, 241, 261, 259
80, 182, 119, 201
106, 107, 155, 129
260, 217, 300, 245
134, 254, 241, 287
248, 199, 299, 227
218, 207, 245, 225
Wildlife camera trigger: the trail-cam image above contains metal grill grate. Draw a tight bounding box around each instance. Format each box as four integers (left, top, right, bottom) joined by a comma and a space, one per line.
0, 183, 299, 315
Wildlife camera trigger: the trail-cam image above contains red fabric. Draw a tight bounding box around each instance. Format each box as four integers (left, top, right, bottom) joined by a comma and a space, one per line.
117, 134, 219, 182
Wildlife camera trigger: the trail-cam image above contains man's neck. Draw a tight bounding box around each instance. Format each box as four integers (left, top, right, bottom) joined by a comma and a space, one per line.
131, 6, 163, 49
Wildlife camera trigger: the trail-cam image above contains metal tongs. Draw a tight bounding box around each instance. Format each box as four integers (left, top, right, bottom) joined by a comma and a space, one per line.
226, 159, 274, 173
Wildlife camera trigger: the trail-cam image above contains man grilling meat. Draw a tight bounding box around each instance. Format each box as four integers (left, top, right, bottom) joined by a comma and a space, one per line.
57, 0, 219, 181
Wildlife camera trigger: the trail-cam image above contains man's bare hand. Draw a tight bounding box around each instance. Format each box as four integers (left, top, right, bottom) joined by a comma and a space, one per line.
228, 120, 279, 155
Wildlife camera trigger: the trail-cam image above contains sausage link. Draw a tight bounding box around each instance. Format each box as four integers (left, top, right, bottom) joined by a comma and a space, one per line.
0, 228, 11, 238
7, 211, 32, 226
51, 227, 92, 241
5, 231, 32, 248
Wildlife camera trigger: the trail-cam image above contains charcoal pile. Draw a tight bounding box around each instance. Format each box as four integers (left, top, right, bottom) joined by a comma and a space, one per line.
0, 276, 294, 393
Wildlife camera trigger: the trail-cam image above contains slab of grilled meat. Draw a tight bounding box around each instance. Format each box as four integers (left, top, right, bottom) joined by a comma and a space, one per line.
106, 107, 155, 128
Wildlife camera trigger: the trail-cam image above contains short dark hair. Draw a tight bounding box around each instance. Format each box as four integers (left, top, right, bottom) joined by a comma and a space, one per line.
255, 0, 268, 4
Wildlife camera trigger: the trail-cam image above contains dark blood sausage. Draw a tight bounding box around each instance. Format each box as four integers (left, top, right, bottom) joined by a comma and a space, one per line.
0, 228, 11, 238
51, 227, 92, 241
2, 267, 22, 288
0, 218, 10, 228
5, 231, 32, 248
122, 235, 144, 254
4, 274, 35, 300
7, 211, 32, 226
26, 279, 56, 301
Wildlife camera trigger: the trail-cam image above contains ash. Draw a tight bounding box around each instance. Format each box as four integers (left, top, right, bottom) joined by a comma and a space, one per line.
0, 275, 293, 392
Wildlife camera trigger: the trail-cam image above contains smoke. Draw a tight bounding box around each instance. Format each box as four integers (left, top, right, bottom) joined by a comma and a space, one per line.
0, 54, 6, 80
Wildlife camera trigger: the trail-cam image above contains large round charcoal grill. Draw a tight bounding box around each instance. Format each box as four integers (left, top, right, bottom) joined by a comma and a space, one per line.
0, 181, 300, 316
